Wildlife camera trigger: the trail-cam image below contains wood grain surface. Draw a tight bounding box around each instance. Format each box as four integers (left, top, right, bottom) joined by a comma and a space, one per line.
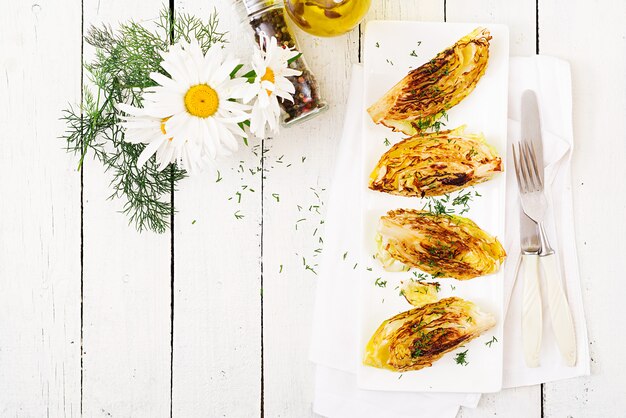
0, 0, 624, 416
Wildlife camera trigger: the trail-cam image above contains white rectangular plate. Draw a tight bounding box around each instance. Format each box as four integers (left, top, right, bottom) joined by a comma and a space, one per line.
358, 21, 509, 393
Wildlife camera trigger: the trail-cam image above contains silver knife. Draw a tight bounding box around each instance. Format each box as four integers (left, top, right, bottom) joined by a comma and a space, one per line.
519, 91, 543, 368
522, 90, 577, 367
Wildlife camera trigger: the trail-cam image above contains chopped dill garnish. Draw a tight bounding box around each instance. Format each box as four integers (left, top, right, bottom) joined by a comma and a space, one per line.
374, 277, 387, 288
383, 138, 391, 147
272, 193, 280, 202
234, 210, 244, 220
485, 336, 498, 347
215, 170, 222, 183
454, 349, 469, 366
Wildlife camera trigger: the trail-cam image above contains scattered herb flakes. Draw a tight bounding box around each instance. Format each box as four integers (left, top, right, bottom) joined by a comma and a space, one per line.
383, 138, 391, 147
366, 267, 372, 272
485, 336, 498, 347
295, 218, 306, 230
450, 285, 456, 291
235, 191, 242, 203
410, 49, 418, 57
353, 263, 358, 270
301, 156, 307, 163
454, 349, 469, 366
191, 220, 196, 225
215, 170, 222, 183
234, 210, 244, 220
272, 193, 280, 202
386, 58, 394, 65
343, 252, 348, 260
417, 41, 422, 46
375, 41, 380, 48
279, 264, 283, 274
374, 277, 387, 288
398, 374, 403, 380
305, 264, 318, 275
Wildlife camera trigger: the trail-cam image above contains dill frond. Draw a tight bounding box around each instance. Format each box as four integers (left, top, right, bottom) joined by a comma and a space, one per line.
61, 7, 226, 233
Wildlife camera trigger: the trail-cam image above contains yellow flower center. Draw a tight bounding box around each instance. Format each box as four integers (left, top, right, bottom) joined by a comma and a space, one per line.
261, 67, 275, 96
160, 117, 173, 141
184, 84, 219, 118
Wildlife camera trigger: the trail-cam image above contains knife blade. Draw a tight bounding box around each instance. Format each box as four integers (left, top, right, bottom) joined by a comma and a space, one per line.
519, 92, 543, 367
522, 90, 577, 367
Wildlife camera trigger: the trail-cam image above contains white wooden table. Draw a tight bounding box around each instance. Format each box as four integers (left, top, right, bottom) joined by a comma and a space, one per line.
1, 0, 625, 416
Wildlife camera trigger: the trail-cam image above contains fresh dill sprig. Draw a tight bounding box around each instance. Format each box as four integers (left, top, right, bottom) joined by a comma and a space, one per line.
61, 8, 226, 233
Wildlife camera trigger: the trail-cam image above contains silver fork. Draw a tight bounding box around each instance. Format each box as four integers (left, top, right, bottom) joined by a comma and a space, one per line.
512, 141, 553, 255
512, 140, 577, 366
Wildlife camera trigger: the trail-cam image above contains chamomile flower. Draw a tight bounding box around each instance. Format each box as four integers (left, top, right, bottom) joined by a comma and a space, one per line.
248, 35, 301, 138
117, 105, 205, 172
118, 39, 251, 172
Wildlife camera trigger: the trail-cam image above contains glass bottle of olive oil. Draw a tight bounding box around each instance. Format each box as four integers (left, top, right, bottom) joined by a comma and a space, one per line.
284, 0, 371, 37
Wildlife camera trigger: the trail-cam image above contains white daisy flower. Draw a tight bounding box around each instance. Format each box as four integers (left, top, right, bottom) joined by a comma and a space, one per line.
248, 35, 301, 138
118, 40, 251, 172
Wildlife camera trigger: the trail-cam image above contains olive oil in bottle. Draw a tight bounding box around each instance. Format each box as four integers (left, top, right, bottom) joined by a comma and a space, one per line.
284, 0, 371, 37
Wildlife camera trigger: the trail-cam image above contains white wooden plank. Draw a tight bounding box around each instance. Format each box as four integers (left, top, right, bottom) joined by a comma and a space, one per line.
446, 1, 542, 416
170, 1, 262, 416
261, 2, 443, 417
81, 1, 172, 416
446, 0, 537, 55
260, 28, 357, 418
0, 1, 81, 416
539, 0, 626, 416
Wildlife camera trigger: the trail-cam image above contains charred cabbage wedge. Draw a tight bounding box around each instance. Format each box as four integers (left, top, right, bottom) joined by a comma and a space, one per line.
376, 209, 506, 280
369, 126, 502, 197
364, 297, 496, 372
367, 27, 491, 135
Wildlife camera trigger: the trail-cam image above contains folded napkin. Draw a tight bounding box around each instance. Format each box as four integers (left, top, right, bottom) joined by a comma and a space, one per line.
310, 57, 590, 418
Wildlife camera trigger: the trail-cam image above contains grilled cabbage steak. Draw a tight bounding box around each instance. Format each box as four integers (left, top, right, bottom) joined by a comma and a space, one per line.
367, 27, 492, 135
376, 209, 506, 279
364, 297, 496, 372
369, 126, 502, 197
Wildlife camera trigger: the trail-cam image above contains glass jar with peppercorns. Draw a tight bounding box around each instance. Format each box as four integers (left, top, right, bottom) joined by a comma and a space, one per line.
235, 0, 327, 127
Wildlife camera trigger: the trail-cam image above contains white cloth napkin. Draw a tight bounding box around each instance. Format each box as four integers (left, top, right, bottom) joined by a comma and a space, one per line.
310, 57, 590, 418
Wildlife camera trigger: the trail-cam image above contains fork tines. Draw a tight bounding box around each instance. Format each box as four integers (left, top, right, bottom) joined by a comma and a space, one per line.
512, 141, 543, 193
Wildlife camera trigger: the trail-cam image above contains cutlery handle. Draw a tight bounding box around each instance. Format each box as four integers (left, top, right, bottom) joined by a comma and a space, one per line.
540, 253, 577, 366
521, 253, 542, 368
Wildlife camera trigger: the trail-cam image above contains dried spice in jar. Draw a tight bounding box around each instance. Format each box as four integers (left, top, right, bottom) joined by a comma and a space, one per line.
236, 0, 327, 126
